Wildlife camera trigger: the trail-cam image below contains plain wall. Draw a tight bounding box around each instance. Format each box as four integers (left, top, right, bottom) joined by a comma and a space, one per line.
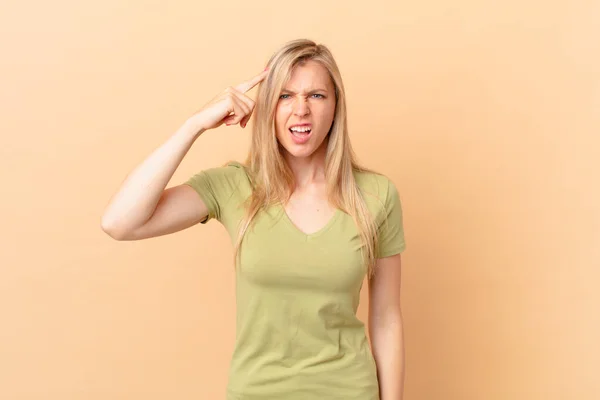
1, 0, 598, 399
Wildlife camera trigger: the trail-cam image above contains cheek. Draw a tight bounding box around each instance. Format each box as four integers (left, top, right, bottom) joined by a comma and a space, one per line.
275, 106, 293, 133
316, 105, 335, 127
274, 109, 288, 139
274, 110, 283, 129
326, 102, 336, 119
274, 105, 287, 124
276, 103, 292, 116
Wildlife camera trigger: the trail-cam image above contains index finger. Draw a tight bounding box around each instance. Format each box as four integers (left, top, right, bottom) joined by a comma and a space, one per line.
235, 69, 269, 93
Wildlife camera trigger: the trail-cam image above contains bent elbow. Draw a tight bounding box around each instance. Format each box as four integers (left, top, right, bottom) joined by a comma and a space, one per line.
100, 217, 128, 241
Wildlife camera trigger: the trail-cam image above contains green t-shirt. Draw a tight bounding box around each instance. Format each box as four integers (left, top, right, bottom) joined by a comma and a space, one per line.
184, 161, 406, 400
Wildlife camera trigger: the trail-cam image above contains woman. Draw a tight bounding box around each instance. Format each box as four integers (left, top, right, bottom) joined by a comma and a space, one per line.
102, 39, 407, 400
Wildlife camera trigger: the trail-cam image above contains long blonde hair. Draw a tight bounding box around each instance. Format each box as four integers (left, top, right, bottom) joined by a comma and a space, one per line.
232, 39, 383, 277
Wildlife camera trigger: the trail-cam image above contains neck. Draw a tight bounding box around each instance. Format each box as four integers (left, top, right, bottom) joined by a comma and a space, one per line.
284, 137, 329, 189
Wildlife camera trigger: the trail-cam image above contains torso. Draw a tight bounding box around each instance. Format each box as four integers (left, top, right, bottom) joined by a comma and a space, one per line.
206, 161, 399, 400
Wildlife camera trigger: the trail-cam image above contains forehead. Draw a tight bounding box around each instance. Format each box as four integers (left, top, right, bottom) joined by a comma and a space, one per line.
283, 60, 333, 90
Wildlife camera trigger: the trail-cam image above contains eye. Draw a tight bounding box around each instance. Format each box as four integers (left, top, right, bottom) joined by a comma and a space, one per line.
279, 93, 325, 100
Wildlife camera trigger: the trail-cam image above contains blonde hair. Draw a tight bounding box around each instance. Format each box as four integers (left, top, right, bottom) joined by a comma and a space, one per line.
232, 39, 383, 278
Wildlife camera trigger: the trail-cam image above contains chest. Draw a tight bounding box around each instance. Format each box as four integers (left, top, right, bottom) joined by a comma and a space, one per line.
282, 193, 338, 236
235, 205, 366, 294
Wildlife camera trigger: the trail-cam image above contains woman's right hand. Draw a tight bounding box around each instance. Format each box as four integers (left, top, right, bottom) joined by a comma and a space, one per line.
188, 68, 269, 132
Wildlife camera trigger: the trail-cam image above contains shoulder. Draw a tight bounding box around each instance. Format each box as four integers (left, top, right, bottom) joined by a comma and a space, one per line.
184, 160, 251, 200
189, 160, 248, 184
353, 168, 401, 223
353, 168, 397, 201
211, 160, 248, 176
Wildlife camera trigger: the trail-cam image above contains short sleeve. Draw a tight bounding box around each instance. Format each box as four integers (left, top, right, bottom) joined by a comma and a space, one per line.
376, 179, 407, 258
182, 162, 243, 224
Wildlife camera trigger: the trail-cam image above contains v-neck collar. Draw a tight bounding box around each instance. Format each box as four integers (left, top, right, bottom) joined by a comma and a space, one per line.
276, 203, 342, 240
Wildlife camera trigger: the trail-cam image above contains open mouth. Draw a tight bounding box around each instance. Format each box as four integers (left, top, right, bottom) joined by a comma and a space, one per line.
289, 127, 312, 136
288, 126, 312, 144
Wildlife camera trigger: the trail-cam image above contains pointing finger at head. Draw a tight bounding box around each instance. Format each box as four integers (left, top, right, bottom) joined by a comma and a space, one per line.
235, 69, 269, 94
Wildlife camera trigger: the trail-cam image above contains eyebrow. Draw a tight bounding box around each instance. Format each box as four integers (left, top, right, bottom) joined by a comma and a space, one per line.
281, 88, 328, 94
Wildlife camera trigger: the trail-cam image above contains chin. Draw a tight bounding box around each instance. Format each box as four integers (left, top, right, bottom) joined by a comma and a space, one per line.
276, 127, 329, 159
280, 142, 316, 158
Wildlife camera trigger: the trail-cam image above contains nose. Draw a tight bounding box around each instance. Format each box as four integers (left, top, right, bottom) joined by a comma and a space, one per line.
292, 96, 310, 117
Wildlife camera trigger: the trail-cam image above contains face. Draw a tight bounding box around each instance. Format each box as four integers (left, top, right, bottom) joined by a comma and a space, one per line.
274, 60, 336, 159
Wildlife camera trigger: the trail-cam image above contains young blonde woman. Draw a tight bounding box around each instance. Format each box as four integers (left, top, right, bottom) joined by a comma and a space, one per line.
102, 39, 407, 400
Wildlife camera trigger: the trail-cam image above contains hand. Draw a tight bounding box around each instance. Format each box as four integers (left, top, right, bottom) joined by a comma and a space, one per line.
188, 68, 269, 131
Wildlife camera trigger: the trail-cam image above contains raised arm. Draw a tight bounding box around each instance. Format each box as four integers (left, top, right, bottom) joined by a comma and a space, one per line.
101, 68, 269, 240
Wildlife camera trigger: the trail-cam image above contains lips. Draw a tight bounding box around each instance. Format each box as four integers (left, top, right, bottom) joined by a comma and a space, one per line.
289, 123, 312, 130
289, 125, 311, 135
288, 125, 312, 144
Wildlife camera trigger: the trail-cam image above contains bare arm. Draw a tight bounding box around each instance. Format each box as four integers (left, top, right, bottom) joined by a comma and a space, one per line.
100, 121, 207, 240
369, 253, 405, 400
100, 68, 268, 241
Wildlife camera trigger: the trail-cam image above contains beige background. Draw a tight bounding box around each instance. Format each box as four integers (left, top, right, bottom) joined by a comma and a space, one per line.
1, 0, 599, 399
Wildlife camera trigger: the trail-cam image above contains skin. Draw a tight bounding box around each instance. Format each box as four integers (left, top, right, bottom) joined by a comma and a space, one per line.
274, 60, 336, 189
369, 253, 405, 400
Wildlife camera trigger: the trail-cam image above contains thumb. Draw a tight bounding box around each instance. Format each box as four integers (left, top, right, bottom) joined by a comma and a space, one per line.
240, 115, 251, 129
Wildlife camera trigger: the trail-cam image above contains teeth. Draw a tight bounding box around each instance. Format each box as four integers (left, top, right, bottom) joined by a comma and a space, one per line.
290, 126, 311, 133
